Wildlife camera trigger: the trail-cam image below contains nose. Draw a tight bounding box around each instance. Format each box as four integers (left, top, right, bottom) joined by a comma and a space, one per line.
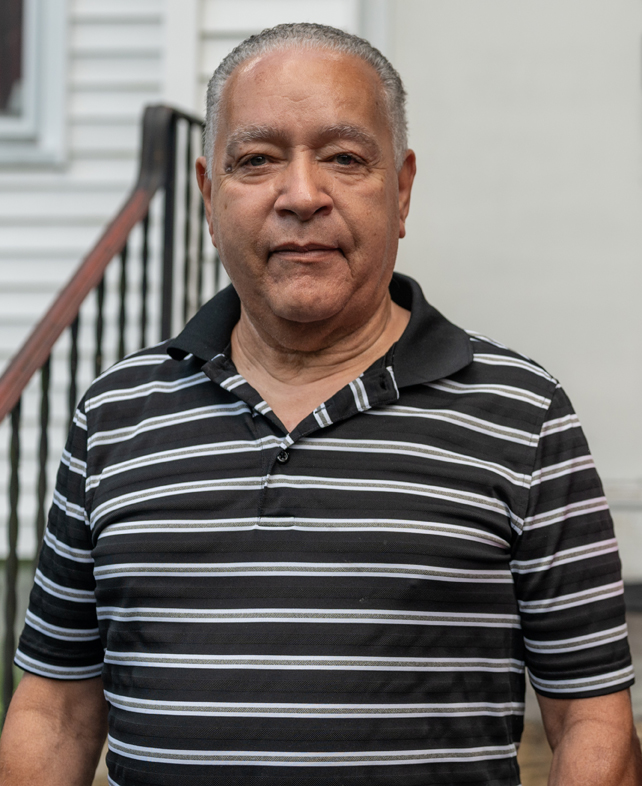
274, 155, 333, 221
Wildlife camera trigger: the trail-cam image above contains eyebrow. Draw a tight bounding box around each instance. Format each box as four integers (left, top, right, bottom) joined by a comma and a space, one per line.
224, 123, 382, 158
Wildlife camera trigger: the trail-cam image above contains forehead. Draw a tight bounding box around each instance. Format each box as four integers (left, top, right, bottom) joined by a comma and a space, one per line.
216, 47, 390, 151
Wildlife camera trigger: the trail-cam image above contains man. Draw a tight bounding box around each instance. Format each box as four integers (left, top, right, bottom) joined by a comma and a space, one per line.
0, 22, 640, 786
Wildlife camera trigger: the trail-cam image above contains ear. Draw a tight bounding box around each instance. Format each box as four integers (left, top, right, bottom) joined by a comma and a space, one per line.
195, 156, 217, 246
397, 150, 416, 239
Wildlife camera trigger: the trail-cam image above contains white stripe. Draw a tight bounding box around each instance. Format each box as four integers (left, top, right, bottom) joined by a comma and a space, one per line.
297, 437, 529, 487
107, 735, 516, 767
96, 606, 521, 628
531, 456, 595, 486
60, 448, 86, 477
104, 691, 524, 718
466, 331, 512, 350
386, 365, 400, 398
349, 378, 370, 412
510, 539, 619, 574
86, 437, 281, 490
524, 624, 628, 655
14, 650, 102, 679
96, 516, 509, 549
523, 497, 610, 532
25, 610, 100, 642
74, 410, 88, 431
94, 561, 512, 583
104, 651, 524, 672
52, 490, 87, 523
89, 477, 266, 530
428, 379, 550, 409
518, 581, 623, 614
313, 403, 332, 428
219, 374, 245, 391
540, 414, 581, 437
85, 374, 208, 412
255, 400, 272, 415
87, 402, 250, 450
96, 353, 168, 382
34, 569, 95, 603
43, 529, 93, 563
365, 406, 534, 446
265, 475, 513, 521
529, 665, 634, 694
473, 354, 554, 382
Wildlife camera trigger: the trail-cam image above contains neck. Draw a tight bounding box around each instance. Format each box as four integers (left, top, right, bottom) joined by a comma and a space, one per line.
230, 294, 410, 432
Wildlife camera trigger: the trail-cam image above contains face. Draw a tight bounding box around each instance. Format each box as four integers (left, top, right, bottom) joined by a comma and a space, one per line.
196, 47, 415, 345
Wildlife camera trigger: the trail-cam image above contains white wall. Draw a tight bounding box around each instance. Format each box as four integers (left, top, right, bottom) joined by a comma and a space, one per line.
391, 0, 642, 575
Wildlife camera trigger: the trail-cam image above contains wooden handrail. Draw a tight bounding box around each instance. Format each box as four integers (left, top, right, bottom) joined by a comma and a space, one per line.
0, 105, 203, 423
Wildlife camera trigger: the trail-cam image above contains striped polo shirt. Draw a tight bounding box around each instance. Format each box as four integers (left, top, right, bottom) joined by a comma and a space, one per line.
16, 273, 633, 786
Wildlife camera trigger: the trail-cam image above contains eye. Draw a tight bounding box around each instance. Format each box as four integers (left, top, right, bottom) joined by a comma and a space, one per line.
246, 155, 268, 167
335, 153, 357, 166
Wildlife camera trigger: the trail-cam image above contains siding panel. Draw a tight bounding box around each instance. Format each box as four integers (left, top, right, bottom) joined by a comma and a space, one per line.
202, 0, 360, 33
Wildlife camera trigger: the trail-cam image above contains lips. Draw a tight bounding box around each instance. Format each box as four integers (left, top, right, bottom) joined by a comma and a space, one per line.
271, 243, 339, 253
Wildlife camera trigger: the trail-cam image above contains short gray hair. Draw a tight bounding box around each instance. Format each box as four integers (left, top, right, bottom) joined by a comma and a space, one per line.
204, 23, 408, 174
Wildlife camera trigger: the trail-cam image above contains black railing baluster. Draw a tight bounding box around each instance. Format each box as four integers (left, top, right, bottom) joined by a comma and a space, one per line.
95, 277, 105, 378
34, 358, 50, 564
161, 116, 178, 340
182, 123, 193, 323
140, 212, 150, 348
68, 316, 79, 433
118, 243, 128, 360
196, 198, 206, 308
3, 399, 21, 723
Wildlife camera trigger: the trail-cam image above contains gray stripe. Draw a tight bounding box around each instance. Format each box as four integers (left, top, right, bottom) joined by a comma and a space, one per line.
105, 692, 524, 718
97, 516, 509, 548
529, 665, 634, 693
366, 406, 534, 445
104, 651, 524, 672
524, 624, 628, 654
296, 437, 529, 487
97, 606, 520, 628
266, 475, 511, 518
518, 581, 623, 614
95, 561, 511, 583
14, 650, 102, 679
108, 735, 516, 766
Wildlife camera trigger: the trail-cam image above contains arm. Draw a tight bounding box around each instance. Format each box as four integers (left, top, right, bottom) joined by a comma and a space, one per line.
537, 688, 642, 785
0, 673, 108, 786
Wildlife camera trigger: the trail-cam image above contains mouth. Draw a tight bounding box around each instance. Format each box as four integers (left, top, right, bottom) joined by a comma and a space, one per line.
269, 243, 342, 262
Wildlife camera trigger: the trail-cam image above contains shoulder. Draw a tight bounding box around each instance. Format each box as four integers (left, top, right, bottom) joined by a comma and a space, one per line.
457, 330, 560, 401
465, 330, 557, 382
83, 343, 201, 404
76, 343, 208, 433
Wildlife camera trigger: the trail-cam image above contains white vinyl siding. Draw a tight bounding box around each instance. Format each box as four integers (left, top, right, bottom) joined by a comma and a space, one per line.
198, 0, 361, 117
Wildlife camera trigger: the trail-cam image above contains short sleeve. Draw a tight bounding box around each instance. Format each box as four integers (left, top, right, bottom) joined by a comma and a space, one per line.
15, 398, 103, 679
511, 385, 634, 698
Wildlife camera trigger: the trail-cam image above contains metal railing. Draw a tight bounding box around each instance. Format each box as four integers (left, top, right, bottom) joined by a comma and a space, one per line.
0, 105, 223, 721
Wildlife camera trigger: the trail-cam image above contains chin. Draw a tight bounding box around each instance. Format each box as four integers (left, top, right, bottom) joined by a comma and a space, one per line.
274, 304, 343, 325
268, 289, 349, 325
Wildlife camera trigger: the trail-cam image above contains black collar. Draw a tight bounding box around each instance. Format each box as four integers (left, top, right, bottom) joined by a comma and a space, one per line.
167, 272, 473, 387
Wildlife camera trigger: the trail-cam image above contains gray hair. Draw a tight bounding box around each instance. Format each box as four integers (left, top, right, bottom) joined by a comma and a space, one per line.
204, 22, 408, 174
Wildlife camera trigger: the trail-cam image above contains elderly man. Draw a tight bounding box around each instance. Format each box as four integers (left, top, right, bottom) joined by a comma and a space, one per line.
0, 23, 640, 786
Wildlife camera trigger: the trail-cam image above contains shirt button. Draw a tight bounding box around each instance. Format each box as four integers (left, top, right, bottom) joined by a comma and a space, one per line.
276, 449, 290, 464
